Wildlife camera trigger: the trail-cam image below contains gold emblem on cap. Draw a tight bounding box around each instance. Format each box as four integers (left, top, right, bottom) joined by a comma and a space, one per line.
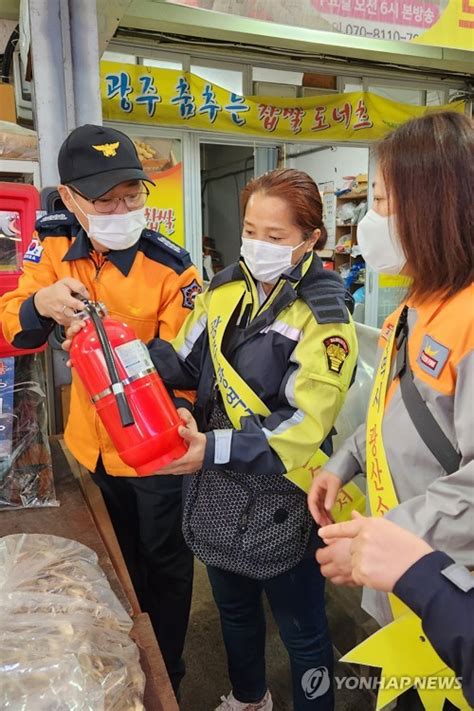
92, 142, 120, 157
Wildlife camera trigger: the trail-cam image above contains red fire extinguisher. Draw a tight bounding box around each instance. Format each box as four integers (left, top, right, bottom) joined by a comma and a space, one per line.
70, 300, 187, 475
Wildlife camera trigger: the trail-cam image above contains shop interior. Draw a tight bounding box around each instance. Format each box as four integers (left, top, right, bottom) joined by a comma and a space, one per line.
201, 140, 369, 319
201, 142, 255, 277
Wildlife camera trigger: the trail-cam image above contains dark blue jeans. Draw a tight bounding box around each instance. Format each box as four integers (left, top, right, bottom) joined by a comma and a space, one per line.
207, 557, 334, 710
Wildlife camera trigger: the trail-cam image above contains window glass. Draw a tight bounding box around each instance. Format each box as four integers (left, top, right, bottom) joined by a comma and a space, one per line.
191, 65, 243, 94
343, 82, 363, 93
253, 67, 303, 85
102, 51, 137, 64
0, 211, 22, 270
142, 57, 183, 70
253, 81, 297, 98
426, 90, 445, 105
368, 86, 423, 105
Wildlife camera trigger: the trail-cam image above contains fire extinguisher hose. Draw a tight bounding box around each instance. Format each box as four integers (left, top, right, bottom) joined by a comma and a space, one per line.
82, 300, 135, 428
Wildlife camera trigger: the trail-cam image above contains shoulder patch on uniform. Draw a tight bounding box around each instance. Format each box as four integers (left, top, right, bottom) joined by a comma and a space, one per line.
35, 211, 77, 240
140, 230, 192, 273
324, 336, 350, 375
181, 278, 202, 309
417, 335, 450, 378
305, 294, 349, 324
23, 238, 44, 264
208, 262, 243, 290
298, 260, 350, 324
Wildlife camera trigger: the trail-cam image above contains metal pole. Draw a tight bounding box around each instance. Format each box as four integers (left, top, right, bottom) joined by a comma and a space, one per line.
29, 0, 103, 187
59, 0, 76, 131
69, 0, 102, 126
28, 0, 102, 434
28, 0, 71, 186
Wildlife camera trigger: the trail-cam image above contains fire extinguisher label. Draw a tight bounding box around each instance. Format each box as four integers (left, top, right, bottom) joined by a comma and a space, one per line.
115, 340, 155, 378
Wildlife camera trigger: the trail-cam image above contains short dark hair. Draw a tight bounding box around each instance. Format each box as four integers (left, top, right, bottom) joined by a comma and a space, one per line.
377, 111, 474, 301
241, 168, 328, 248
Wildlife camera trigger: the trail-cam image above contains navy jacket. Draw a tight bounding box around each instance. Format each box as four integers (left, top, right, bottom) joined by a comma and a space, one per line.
394, 550, 474, 707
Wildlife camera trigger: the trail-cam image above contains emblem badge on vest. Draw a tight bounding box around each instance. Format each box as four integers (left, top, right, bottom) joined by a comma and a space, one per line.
323, 336, 349, 374
181, 279, 202, 309
417, 335, 450, 378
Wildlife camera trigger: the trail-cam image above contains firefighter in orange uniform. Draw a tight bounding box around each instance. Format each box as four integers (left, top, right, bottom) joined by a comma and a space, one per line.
0, 124, 201, 693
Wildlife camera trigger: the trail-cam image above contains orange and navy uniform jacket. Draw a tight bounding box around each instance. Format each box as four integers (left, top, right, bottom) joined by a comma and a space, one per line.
326, 284, 474, 626
0, 211, 202, 476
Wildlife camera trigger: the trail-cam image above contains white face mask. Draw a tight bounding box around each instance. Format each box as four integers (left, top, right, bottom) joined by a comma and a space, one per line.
240, 238, 304, 284
357, 209, 406, 275
68, 189, 146, 251
86, 209, 146, 251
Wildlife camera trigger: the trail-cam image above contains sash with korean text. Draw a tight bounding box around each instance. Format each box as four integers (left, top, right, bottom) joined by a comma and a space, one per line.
206, 279, 365, 521
342, 308, 468, 711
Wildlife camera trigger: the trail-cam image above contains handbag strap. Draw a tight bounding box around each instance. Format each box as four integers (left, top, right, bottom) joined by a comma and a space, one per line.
394, 308, 461, 475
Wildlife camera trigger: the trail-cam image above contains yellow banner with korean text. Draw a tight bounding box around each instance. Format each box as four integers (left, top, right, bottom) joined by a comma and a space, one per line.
101, 62, 464, 143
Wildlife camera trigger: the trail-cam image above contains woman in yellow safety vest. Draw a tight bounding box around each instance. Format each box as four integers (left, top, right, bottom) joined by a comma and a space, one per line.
308, 111, 473, 711
146, 169, 358, 711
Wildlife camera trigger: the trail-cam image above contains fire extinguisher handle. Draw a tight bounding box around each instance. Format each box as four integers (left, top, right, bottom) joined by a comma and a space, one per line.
83, 299, 135, 428
115, 391, 135, 427
70, 292, 89, 308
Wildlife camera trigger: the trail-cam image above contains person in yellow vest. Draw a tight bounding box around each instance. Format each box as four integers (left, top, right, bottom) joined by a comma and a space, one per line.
308, 111, 473, 711
117, 168, 358, 711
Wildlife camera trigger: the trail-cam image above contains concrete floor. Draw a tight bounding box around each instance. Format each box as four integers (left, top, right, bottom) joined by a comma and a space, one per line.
180, 560, 376, 711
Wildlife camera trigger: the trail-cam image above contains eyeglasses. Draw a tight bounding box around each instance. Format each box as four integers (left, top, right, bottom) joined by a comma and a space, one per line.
72, 186, 149, 214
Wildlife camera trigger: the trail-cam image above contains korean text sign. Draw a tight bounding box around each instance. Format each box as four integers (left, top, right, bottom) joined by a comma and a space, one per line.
101, 63, 463, 142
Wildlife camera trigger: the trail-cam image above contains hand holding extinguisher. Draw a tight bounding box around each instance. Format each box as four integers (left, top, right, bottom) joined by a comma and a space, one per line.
68, 298, 189, 475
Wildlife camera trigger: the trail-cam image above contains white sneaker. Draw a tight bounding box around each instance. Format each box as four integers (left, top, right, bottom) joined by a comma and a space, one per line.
214, 690, 273, 711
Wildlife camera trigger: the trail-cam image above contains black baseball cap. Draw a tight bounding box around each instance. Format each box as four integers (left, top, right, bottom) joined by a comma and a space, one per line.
58, 124, 155, 199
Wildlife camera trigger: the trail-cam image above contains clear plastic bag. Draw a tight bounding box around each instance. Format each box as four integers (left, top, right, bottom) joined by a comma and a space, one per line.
336, 201, 358, 225
0, 534, 131, 630
0, 591, 128, 632
0, 616, 144, 710
0, 655, 102, 710
0, 654, 104, 710
0, 354, 58, 509
0, 534, 145, 710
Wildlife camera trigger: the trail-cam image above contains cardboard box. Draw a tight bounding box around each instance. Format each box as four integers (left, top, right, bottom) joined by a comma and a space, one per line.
0, 84, 16, 123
